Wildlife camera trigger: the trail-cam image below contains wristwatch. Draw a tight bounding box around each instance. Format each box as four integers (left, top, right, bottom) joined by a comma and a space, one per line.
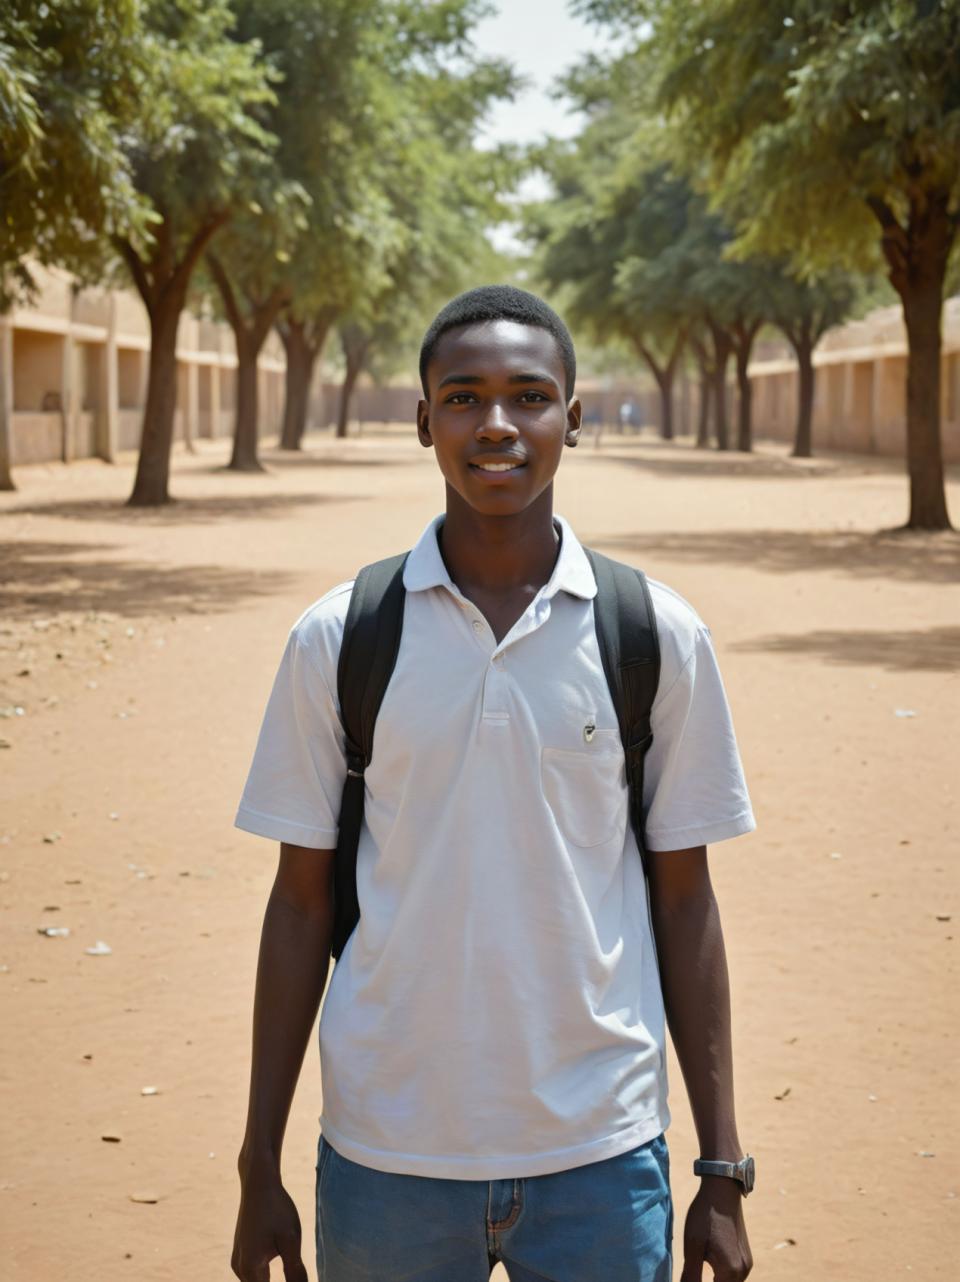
693, 1154, 755, 1196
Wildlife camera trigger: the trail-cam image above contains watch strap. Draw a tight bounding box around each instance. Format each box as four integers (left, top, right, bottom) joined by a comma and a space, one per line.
694, 1159, 741, 1179
693, 1154, 755, 1195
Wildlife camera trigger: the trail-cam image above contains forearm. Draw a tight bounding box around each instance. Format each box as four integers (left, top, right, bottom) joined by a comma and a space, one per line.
238, 885, 333, 1176
650, 872, 742, 1160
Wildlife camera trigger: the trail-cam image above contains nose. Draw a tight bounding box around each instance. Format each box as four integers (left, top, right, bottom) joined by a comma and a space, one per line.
476, 403, 519, 443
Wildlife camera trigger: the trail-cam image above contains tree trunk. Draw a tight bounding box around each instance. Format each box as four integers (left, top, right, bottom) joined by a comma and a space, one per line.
655, 370, 674, 441
791, 333, 815, 459
708, 322, 733, 451
689, 335, 712, 449
868, 190, 954, 529
634, 331, 683, 442
0, 319, 15, 491
279, 320, 317, 450
336, 356, 363, 438
278, 309, 335, 450
336, 326, 369, 439
901, 279, 951, 528
696, 372, 712, 449
128, 288, 185, 506
735, 345, 753, 452
229, 333, 264, 472
207, 255, 287, 474
119, 215, 227, 506
731, 319, 760, 452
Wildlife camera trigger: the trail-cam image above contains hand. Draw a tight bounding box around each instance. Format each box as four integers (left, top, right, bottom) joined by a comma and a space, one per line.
680, 1177, 753, 1282
231, 1163, 309, 1282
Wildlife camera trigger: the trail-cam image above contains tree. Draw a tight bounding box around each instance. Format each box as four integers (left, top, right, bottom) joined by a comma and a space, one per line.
112, 0, 276, 505
0, 1, 145, 490
269, 0, 513, 453
646, 0, 960, 527
767, 271, 857, 458
277, 307, 338, 450
532, 142, 694, 441
320, 8, 514, 440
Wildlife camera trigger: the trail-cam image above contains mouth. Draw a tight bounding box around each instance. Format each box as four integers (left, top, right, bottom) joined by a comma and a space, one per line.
468, 457, 527, 474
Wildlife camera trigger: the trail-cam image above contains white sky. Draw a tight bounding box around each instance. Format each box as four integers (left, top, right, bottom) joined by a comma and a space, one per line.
472, 0, 618, 148
469, 2, 620, 249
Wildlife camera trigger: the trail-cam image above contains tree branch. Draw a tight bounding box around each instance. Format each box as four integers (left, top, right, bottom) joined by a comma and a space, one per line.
173, 211, 231, 298
207, 251, 245, 337
113, 237, 154, 314
866, 194, 910, 287
250, 285, 292, 349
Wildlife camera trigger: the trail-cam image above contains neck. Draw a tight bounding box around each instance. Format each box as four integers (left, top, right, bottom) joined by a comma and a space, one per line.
439, 485, 559, 595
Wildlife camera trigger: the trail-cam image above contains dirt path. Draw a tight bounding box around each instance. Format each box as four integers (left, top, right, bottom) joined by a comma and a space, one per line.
1, 431, 957, 1281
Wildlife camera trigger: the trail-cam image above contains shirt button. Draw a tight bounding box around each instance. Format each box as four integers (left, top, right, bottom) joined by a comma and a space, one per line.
472, 619, 483, 633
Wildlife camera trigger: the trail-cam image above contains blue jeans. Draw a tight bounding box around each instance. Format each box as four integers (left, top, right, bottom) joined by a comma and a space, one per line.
315, 1133, 673, 1281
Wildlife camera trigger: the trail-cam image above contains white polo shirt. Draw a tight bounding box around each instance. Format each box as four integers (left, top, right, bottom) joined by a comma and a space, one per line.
235, 515, 755, 1179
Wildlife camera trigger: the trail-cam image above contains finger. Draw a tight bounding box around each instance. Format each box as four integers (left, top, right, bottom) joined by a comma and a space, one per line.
237, 1259, 271, 1282
679, 1242, 705, 1282
278, 1235, 309, 1282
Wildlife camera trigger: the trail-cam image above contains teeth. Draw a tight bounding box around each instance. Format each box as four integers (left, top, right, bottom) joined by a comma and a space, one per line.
477, 462, 521, 471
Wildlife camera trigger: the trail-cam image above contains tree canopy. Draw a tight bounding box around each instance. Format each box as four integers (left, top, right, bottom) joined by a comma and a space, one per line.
576, 0, 960, 525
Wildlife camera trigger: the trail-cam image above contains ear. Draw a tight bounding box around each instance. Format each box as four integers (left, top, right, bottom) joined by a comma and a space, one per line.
565, 396, 582, 448
416, 399, 433, 448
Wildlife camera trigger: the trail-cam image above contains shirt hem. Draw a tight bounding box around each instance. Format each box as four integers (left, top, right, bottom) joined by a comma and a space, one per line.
234, 805, 338, 849
645, 809, 756, 851
318, 1110, 670, 1180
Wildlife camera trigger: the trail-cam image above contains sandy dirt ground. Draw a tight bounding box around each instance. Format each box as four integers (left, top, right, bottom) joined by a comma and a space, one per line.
1, 427, 958, 1282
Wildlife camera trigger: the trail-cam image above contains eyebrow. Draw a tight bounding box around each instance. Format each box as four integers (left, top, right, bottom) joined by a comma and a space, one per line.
437, 371, 558, 390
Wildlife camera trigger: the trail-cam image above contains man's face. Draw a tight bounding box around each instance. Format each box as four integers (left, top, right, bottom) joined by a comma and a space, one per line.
417, 320, 581, 517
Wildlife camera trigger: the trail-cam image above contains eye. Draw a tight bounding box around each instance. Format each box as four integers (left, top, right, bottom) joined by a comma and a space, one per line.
446, 391, 477, 405
518, 390, 549, 403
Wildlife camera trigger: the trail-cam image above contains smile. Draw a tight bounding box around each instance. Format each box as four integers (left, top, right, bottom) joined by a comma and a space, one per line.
470, 460, 526, 472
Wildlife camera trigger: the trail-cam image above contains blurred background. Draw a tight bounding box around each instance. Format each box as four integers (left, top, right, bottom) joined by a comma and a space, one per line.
1, 0, 958, 522
1, 3, 958, 1280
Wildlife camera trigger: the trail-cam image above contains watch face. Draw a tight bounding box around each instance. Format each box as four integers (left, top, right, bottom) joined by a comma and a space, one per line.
741, 1155, 755, 1194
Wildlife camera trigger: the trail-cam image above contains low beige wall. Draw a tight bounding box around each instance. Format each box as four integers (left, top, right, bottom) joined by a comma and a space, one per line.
748, 302, 960, 461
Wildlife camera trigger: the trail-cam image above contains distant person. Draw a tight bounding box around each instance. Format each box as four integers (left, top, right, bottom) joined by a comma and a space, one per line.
619, 397, 637, 433
231, 286, 755, 1282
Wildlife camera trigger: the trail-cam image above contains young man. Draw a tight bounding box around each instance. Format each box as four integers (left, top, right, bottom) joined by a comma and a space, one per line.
231, 286, 755, 1282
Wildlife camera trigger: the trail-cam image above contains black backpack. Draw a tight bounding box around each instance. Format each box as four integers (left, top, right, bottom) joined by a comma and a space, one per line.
331, 548, 660, 960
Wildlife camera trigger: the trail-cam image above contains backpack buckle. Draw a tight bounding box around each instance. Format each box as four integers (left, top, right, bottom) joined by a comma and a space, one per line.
345, 748, 366, 779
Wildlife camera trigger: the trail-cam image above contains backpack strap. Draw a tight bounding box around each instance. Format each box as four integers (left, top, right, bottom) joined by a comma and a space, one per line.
584, 548, 661, 871
331, 552, 408, 959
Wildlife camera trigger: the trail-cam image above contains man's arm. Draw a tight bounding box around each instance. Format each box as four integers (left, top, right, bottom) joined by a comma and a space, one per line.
231, 842, 335, 1282
647, 845, 753, 1282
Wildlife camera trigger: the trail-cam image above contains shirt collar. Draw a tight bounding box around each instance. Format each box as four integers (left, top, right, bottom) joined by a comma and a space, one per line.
402, 514, 597, 601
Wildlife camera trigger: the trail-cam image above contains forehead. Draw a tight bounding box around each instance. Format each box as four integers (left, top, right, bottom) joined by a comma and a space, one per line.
428, 320, 564, 390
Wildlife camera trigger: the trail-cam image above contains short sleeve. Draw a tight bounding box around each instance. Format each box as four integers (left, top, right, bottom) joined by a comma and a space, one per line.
642, 624, 755, 851
234, 630, 346, 849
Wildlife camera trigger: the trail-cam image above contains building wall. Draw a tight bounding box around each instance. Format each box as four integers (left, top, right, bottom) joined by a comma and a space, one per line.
748, 299, 960, 462
6, 264, 284, 466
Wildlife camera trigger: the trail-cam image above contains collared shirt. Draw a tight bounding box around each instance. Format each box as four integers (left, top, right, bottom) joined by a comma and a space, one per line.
235, 514, 755, 1179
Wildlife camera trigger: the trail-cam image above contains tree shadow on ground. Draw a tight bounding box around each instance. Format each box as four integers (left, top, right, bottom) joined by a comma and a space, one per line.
0, 540, 297, 620
256, 449, 424, 470
588, 528, 960, 585
591, 446, 895, 482
1, 491, 368, 526
732, 626, 960, 673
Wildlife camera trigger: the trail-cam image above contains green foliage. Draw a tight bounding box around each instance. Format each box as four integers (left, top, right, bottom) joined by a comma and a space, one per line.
652, 0, 960, 277
118, 0, 277, 286
0, 1, 145, 306
326, 1, 516, 385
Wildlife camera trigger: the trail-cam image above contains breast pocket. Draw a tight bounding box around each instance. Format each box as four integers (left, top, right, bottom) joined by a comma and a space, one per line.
541, 731, 627, 849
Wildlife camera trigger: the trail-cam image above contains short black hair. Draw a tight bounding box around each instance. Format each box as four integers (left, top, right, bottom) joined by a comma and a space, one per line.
419, 285, 576, 400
